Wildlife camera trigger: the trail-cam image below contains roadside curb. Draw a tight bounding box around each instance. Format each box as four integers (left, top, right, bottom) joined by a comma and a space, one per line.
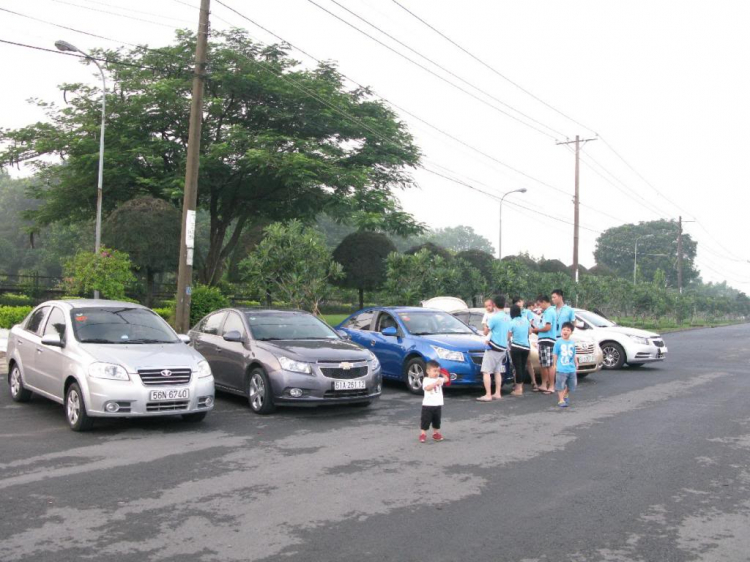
660, 322, 748, 335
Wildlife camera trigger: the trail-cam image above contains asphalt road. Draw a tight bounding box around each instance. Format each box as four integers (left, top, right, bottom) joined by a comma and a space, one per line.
2, 324, 749, 562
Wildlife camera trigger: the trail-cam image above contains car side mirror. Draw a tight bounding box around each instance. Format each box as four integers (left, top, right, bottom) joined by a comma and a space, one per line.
223, 330, 243, 343
336, 329, 350, 340
41, 334, 64, 348
382, 326, 398, 337
177, 334, 191, 344
470, 325, 480, 335
575, 321, 586, 330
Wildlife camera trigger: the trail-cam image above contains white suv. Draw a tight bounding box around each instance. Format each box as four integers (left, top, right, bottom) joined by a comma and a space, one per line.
574, 308, 667, 369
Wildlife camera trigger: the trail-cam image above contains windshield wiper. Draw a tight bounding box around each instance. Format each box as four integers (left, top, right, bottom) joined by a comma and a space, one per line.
257, 337, 284, 341
79, 338, 116, 344
410, 331, 434, 336
120, 338, 174, 344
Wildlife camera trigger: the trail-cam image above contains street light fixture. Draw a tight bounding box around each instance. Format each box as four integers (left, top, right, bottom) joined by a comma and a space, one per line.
55, 40, 106, 299
498, 187, 527, 259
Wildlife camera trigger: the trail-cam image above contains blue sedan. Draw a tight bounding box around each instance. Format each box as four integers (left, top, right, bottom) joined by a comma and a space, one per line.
337, 307, 492, 393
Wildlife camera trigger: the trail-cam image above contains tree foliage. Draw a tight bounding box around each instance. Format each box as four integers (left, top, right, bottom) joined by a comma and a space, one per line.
63, 246, 136, 299
332, 231, 397, 309
0, 30, 421, 286
425, 225, 494, 254
240, 220, 343, 314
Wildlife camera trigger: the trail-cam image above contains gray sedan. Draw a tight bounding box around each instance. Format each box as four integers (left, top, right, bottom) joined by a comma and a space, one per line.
6, 300, 215, 431
189, 309, 382, 414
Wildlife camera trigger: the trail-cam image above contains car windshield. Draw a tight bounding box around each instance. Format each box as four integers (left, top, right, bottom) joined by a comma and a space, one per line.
398, 311, 475, 335
70, 307, 179, 344
245, 313, 339, 341
577, 309, 617, 328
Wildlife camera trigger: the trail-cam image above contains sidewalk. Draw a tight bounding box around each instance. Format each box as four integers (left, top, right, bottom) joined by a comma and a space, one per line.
0, 328, 8, 354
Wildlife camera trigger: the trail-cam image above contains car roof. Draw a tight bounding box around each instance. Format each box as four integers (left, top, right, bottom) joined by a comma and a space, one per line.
44, 299, 149, 310
234, 308, 314, 316
363, 306, 446, 314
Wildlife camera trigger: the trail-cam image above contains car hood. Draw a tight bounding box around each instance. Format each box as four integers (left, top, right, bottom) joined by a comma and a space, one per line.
418, 333, 488, 350
81, 342, 205, 371
592, 326, 660, 338
255, 339, 371, 362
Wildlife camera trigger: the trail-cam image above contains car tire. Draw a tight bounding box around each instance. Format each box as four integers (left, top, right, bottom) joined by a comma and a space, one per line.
403, 357, 426, 394
247, 368, 275, 415
182, 412, 207, 422
628, 363, 645, 369
65, 382, 94, 432
601, 342, 626, 370
577, 373, 589, 379
9, 365, 32, 403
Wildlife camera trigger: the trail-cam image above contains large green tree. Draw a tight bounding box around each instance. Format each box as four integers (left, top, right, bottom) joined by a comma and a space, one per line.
333, 231, 397, 309
593, 220, 697, 287
0, 30, 421, 286
426, 225, 495, 254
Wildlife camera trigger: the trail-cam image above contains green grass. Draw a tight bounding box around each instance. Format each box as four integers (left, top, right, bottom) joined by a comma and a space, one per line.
611, 316, 745, 333
321, 314, 349, 328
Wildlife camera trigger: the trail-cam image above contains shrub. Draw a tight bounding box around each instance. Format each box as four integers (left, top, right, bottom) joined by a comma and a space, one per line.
0, 306, 33, 329
63, 246, 136, 299
189, 285, 230, 328
152, 307, 173, 324
0, 293, 34, 307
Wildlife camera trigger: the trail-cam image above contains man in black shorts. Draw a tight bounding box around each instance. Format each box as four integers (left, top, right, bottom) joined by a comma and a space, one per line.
533, 295, 556, 394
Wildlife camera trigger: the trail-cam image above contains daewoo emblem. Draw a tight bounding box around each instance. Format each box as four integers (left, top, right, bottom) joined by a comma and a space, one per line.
160, 370, 173, 377
339, 362, 353, 370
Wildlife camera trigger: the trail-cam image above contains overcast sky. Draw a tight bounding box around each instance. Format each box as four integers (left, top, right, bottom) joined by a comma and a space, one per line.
3, 0, 750, 290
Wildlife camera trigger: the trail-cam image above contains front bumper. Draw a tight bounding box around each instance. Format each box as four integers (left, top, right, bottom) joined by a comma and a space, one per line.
268, 365, 382, 406
85, 375, 215, 417
438, 356, 486, 386
628, 343, 668, 363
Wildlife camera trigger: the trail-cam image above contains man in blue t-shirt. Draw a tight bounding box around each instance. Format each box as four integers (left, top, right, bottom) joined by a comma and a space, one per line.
532, 294, 557, 394
478, 295, 512, 402
513, 296, 539, 390
553, 321, 579, 408
552, 288, 576, 339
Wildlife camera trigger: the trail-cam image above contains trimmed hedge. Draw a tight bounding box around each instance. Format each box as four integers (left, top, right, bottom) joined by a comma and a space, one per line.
0, 306, 33, 329
0, 293, 34, 307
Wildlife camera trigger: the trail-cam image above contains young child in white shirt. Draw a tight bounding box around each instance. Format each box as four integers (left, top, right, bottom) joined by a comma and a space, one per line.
419, 360, 448, 443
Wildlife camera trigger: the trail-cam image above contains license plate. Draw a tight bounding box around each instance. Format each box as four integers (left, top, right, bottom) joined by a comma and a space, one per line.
149, 388, 189, 401
579, 354, 594, 364
334, 380, 366, 391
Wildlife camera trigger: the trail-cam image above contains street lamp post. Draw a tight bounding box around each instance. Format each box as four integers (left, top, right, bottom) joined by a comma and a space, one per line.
498, 188, 527, 259
55, 40, 106, 299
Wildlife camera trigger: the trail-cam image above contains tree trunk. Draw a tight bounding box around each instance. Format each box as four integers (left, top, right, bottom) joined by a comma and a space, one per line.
359, 287, 364, 310
145, 268, 155, 308
200, 213, 250, 286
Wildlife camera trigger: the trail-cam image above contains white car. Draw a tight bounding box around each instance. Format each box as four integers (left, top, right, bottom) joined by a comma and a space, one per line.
574, 308, 667, 369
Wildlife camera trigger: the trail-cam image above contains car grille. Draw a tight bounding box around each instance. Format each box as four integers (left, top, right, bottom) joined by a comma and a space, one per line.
651, 339, 665, 348
324, 389, 369, 398
146, 400, 189, 412
576, 343, 595, 355
319, 362, 368, 379
469, 350, 485, 365
138, 368, 192, 386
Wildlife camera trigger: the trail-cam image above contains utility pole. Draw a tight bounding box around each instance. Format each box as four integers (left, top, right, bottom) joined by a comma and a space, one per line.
557, 135, 597, 283
677, 215, 683, 294
175, 0, 211, 333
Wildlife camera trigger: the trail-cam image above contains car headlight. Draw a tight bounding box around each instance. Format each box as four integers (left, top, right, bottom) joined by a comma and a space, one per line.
627, 335, 650, 345
196, 360, 213, 379
367, 352, 381, 371
88, 362, 129, 381
431, 346, 465, 362
278, 355, 312, 374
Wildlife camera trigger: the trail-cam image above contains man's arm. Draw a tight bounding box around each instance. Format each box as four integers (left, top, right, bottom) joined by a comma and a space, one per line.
533, 322, 552, 335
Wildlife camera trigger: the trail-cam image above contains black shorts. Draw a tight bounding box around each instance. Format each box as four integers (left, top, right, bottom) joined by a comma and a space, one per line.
420, 406, 442, 431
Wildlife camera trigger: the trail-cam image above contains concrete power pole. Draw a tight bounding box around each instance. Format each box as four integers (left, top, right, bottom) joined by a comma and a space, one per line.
175, 0, 211, 334
557, 135, 597, 283
677, 215, 683, 294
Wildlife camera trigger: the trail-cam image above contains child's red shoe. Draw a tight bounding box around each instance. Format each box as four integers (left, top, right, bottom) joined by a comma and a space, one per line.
433, 432, 444, 442
419, 434, 426, 444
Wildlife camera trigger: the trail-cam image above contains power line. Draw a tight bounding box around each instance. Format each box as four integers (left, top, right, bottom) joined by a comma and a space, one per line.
48, 0, 178, 28
388, 0, 596, 136
303, 0, 560, 141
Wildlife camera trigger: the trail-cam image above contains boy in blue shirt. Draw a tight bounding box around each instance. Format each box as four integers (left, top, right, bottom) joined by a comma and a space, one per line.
509, 304, 531, 396
478, 295, 512, 402
553, 322, 578, 408
532, 295, 557, 394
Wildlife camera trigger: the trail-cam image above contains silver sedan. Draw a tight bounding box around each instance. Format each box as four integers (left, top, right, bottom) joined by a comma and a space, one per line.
6, 299, 215, 431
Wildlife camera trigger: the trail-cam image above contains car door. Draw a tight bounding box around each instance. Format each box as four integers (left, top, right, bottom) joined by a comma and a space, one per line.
16, 306, 50, 391
35, 306, 68, 398
370, 312, 406, 378
216, 311, 248, 391
193, 311, 227, 382
341, 310, 375, 348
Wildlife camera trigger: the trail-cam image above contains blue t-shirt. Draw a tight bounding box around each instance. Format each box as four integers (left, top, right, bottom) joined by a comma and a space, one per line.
487, 311, 512, 349
553, 338, 577, 373
555, 305, 576, 339
510, 317, 531, 349
538, 307, 557, 342
522, 309, 536, 325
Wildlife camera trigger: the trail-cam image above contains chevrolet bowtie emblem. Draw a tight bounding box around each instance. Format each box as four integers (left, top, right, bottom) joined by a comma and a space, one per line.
339, 362, 353, 370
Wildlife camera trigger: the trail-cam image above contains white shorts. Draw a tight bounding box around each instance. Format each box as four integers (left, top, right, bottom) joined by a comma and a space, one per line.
481, 349, 506, 374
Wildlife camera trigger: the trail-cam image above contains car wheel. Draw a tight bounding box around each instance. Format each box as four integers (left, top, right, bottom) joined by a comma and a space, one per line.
577, 372, 589, 379
404, 357, 426, 394
9, 365, 32, 402
65, 382, 94, 432
182, 412, 207, 422
628, 363, 645, 369
601, 342, 625, 370
247, 368, 275, 415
